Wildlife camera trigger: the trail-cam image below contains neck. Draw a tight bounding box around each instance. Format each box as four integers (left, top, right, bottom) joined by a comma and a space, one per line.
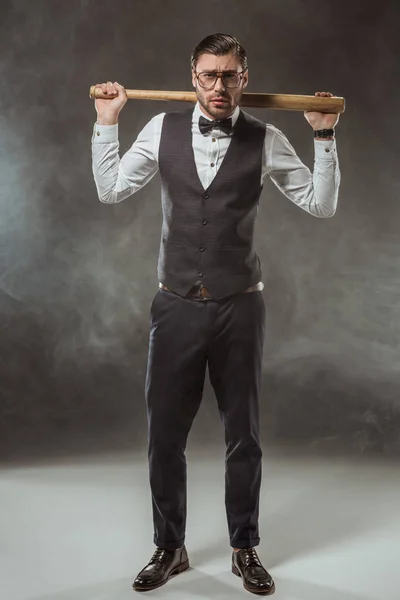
198, 104, 236, 121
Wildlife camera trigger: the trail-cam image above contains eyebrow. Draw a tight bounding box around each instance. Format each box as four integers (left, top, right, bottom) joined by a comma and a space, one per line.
199, 69, 240, 73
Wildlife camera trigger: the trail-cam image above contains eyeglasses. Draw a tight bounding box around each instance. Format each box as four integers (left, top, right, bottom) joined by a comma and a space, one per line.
195, 70, 247, 90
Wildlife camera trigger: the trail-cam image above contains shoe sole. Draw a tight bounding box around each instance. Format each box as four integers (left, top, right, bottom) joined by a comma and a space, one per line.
232, 564, 275, 595
133, 559, 190, 592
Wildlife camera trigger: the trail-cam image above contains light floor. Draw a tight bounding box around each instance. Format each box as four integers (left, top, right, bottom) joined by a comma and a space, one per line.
1, 447, 398, 600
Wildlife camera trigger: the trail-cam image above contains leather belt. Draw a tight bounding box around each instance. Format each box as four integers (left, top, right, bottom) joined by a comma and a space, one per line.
159, 281, 263, 299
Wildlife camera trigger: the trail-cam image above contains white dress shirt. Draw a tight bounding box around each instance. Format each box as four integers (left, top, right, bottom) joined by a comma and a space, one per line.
92, 102, 340, 220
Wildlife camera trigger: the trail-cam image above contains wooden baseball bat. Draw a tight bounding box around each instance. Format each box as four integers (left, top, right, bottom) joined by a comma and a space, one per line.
89, 86, 345, 113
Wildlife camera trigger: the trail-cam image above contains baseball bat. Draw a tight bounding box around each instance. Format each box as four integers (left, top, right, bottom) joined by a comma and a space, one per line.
89, 86, 345, 113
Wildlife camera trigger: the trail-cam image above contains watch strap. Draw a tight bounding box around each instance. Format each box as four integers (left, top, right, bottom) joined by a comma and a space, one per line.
314, 128, 335, 138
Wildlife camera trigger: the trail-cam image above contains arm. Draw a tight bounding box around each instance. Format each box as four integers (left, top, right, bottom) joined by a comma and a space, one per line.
92, 114, 164, 204
264, 91, 341, 218
265, 127, 340, 218
91, 80, 162, 204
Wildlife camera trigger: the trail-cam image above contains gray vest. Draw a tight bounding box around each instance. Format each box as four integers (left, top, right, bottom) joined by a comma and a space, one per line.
158, 108, 265, 298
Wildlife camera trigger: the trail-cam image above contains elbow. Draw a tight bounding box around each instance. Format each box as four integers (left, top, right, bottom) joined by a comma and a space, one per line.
310, 196, 338, 218
307, 204, 337, 219
320, 206, 337, 218
97, 187, 135, 204
98, 190, 121, 204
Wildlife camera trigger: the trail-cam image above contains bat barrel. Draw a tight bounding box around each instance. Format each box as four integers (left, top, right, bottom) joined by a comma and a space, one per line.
241, 93, 345, 113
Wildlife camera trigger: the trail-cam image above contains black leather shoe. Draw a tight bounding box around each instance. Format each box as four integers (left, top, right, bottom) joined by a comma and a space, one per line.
133, 546, 189, 591
232, 548, 275, 595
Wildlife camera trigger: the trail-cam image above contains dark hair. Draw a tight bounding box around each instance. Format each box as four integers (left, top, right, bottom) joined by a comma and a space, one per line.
191, 33, 248, 70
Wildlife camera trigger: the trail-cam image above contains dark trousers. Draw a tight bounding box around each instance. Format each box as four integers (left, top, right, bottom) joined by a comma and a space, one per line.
145, 288, 266, 550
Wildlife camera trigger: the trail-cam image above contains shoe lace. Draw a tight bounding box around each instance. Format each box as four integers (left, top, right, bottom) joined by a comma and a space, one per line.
243, 548, 260, 567
150, 548, 168, 566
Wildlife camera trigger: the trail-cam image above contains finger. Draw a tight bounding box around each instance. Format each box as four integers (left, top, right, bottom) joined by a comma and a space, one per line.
114, 81, 126, 95
107, 81, 117, 95
106, 81, 117, 96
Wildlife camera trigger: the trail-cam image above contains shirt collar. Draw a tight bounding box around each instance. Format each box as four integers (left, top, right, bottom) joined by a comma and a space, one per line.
193, 102, 240, 127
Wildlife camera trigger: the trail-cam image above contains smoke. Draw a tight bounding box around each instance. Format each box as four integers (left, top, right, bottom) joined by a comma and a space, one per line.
0, 1, 163, 369
1, 0, 400, 457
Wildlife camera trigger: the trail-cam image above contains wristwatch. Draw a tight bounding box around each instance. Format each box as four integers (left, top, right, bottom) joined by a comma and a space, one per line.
314, 128, 335, 139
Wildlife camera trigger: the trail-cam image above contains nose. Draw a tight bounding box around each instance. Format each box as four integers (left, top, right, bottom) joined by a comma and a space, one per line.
213, 75, 225, 93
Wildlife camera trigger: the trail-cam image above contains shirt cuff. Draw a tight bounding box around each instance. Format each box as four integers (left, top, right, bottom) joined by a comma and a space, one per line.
314, 138, 337, 158
92, 123, 118, 143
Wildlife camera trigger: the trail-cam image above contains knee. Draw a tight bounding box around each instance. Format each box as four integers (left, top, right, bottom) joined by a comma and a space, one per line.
148, 431, 187, 456
226, 436, 262, 462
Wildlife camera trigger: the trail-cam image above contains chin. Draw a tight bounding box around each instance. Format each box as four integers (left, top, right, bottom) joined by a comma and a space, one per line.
208, 105, 232, 119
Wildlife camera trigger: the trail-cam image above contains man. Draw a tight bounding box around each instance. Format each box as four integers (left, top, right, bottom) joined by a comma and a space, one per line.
92, 33, 340, 595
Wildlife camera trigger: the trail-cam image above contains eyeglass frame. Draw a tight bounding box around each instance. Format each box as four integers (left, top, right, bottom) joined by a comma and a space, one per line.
194, 69, 248, 90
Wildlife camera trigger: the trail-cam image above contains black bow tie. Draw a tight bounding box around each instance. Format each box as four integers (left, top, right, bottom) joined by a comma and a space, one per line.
198, 116, 233, 136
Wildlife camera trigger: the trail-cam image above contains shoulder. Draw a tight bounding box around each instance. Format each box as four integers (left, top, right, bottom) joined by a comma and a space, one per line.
240, 110, 266, 130
159, 109, 193, 130
163, 108, 193, 122
147, 112, 166, 127
137, 112, 166, 135
160, 109, 193, 136
240, 114, 287, 142
265, 124, 292, 146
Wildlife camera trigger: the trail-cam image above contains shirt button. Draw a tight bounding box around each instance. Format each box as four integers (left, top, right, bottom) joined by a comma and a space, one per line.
212, 138, 216, 142
202, 192, 209, 199
202, 219, 208, 225
197, 270, 203, 277
210, 162, 215, 167
325, 148, 330, 153
199, 246, 205, 252
96, 131, 100, 136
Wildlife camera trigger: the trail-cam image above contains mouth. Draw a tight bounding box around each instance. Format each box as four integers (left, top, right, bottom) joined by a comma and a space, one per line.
211, 97, 229, 106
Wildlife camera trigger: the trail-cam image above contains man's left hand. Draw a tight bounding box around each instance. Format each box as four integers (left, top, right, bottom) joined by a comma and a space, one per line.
304, 92, 340, 131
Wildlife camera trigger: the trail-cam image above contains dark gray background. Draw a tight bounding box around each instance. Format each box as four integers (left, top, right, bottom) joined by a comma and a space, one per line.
1, 0, 399, 460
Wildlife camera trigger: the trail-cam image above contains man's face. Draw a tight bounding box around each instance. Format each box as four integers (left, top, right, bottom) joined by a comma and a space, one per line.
192, 52, 248, 119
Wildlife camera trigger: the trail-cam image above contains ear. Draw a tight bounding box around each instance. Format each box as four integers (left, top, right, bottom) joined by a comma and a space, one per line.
242, 70, 249, 89
191, 69, 197, 89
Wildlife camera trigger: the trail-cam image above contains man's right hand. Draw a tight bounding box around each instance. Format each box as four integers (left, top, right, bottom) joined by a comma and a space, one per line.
94, 81, 128, 125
